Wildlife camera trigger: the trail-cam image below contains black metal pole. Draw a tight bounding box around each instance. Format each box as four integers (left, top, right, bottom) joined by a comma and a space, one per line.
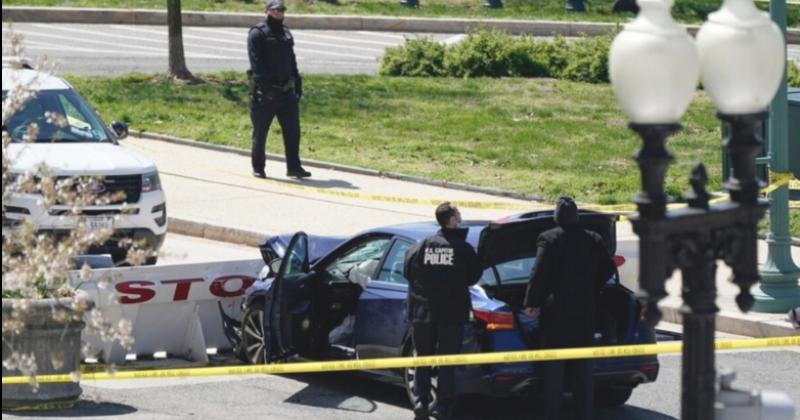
629, 123, 680, 328
719, 112, 769, 313
675, 230, 718, 420
627, 117, 767, 420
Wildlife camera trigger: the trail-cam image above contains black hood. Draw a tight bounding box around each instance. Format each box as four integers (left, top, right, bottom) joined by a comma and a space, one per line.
554, 197, 579, 226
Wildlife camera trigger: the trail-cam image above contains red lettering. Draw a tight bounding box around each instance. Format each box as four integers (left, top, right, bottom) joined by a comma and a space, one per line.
116, 281, 156, 304
161, 278, 204, 301
210, 275, 256, 298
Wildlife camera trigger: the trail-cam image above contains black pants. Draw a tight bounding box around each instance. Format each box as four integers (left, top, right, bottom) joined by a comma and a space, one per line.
249, 91, 302, 173
411, 322, 463, 409
542, 359, 594, 420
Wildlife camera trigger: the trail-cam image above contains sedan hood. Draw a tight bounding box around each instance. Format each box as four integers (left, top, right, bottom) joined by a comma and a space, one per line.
7, 143, 156, 176
478, 210, 617, 266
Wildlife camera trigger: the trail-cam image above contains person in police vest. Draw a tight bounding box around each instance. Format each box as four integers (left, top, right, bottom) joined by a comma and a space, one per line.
404, 202, 482, 420
247, 0, 311, 179
523, 197, 617, 420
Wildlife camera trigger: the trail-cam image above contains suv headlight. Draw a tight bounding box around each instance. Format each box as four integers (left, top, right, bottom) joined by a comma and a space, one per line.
141, 171, 161, 193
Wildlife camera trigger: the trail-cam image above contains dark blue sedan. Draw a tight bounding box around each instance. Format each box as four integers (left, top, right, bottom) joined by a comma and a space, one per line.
234, 209, 659, 408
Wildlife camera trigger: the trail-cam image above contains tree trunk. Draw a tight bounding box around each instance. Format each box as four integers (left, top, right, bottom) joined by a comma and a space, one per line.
166, 0, 201, 83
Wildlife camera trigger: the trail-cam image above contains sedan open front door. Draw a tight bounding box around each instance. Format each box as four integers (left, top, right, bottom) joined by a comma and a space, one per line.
269, 231, 313, 359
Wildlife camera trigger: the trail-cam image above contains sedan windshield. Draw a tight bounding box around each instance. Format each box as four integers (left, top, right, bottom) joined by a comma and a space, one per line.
2, 89, 110, 143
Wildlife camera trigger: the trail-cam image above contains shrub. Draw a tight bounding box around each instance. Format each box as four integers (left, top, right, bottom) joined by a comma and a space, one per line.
560, 32, 614, 83
535, 36, 571, 79
379, 37, 446, 77
444, 29, 515, 78
507, 35, 550, 78
379, 28, 616, 84
789, 60, 800, 88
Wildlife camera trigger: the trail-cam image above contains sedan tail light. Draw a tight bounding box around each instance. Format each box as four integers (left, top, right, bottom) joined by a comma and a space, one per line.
473, 309, 515, 331
614, 255, 626, 267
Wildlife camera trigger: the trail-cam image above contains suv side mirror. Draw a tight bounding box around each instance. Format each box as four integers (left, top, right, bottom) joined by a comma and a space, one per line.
110, 120, 128, 140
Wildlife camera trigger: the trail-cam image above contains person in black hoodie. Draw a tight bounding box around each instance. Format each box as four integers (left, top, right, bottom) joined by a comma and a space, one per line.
404, 202, 482, 420
247, 0, 311, 179
523, 197, 616, 420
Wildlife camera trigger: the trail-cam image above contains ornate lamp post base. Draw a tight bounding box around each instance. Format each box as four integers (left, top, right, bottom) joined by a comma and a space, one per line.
751, 280, 800, 312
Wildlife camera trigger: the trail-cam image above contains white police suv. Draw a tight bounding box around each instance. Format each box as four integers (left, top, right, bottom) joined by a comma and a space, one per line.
2, 59, 167, 264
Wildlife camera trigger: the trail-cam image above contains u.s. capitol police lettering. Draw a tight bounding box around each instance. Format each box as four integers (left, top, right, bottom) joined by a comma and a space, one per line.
423, 247, 455, 266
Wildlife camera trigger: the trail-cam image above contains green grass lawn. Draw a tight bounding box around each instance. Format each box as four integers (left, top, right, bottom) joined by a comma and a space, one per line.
68, 72, 726, 206
7, 0, 799, 26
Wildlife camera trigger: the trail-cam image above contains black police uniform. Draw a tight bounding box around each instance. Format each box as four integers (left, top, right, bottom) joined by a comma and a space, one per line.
404, 227, 482, 419
247, 17, 304, 175
524, 201, 616, 420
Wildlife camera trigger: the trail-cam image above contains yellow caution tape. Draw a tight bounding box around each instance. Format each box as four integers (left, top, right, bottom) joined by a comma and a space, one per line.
169, 167, 797, 216
763, 172, 797, 195
4, 336, 798, 385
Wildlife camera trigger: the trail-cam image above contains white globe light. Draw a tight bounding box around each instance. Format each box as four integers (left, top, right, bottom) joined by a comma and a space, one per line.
609, 0, 700, 124
696, 0, 785, 114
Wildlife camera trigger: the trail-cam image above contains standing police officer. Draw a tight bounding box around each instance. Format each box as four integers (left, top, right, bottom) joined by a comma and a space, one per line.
404, 202, 482, 420
248, 0, 311, 179
523, 197, 617, 420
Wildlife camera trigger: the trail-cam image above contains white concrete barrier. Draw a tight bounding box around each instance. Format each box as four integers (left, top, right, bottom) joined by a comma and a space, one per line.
71, 259, 263, 364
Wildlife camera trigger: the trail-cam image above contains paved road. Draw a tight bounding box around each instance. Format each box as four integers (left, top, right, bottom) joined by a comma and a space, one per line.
4, 349, 799, 419
5, 23, 798, 76
1, 23, 453, 75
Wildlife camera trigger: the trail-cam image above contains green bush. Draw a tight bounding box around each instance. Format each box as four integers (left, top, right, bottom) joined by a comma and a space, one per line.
379, 37, 446, 77
560, 33, 613, 83
444, 29, 515, 78
534, 36, 571, 79
378, 28, 616, 83
506, 36, 549, 77
789, 60, 800, 88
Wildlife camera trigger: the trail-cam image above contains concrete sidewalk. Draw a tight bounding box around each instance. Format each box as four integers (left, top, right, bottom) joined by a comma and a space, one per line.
122, 134, 799, 338
4, 6, 800, 43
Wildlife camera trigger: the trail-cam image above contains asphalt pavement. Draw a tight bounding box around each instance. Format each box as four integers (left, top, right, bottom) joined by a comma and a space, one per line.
3, 23, 799, 76
1, 23, 455, 75
3, 348, 799, 420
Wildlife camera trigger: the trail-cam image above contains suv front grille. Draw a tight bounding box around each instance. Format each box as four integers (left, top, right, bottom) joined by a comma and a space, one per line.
55, 175, 142, 205
103, 175, 142, 204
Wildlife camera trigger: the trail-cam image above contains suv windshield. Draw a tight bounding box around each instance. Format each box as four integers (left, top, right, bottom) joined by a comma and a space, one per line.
2, 89, 110, 143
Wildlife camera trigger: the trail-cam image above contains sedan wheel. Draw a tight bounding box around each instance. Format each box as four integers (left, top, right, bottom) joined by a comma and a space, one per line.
403, 346, 438, 412
241, 304, 267, 364
594, 385, 633, 408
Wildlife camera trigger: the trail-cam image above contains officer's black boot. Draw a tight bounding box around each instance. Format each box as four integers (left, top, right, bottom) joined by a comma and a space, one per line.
612, 0, 640, 13
431, 399, 454, 420
564, 0, 586, 11
413, 400, 430, 420
286, 168, 311, 178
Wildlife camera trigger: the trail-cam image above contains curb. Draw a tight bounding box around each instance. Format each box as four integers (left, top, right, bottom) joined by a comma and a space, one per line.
133, 130, 544, 202
4, 6, 800, 44
660, 304, 797, 338
167, 216, 266, 247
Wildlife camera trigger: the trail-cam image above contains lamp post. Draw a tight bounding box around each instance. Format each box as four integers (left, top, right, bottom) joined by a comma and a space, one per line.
609, 0, 784, 418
